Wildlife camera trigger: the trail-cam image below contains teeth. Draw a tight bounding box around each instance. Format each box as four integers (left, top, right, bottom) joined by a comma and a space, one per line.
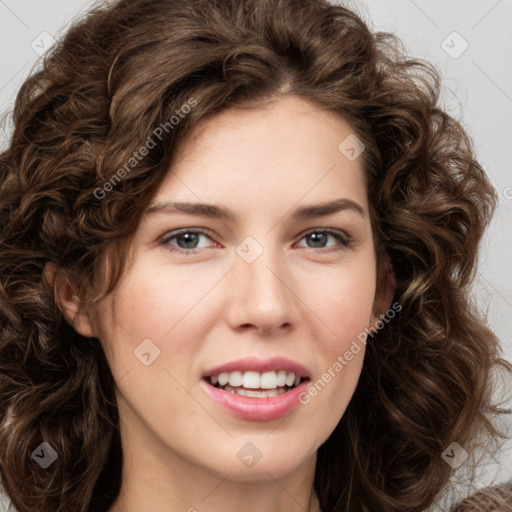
223, 384, 287, 397
243, 371, 261, 389
276, 370, 287, 387
260, 371, 276, 389
228, 371, 243, 387
208, 370, 303, 390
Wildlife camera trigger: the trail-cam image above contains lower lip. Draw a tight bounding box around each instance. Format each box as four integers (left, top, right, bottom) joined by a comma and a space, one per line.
200, 379, 310, 422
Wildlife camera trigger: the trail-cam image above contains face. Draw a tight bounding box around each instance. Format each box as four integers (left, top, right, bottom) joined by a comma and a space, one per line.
81, 95, 387, 482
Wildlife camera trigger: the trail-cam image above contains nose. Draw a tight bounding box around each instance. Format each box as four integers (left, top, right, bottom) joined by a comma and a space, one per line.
225, 245, 297, 335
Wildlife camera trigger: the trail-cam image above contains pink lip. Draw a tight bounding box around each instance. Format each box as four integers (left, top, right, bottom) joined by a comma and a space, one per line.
202, 356, 310, 378
200, 378, 310, 422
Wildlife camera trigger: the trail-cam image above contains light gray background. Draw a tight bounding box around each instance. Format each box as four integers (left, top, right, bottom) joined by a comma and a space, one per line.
1, 0, 511, 504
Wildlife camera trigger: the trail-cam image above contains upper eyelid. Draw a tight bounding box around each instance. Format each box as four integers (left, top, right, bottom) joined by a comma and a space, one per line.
159, 227, 351, 246
160, 227, 216, 242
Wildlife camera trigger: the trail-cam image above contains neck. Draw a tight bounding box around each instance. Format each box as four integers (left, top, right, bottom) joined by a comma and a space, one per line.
108, 404, 321, 512
109, 457, 321, 512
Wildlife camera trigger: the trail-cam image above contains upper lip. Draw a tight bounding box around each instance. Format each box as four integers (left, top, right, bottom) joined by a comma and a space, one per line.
202, 357, 310, 379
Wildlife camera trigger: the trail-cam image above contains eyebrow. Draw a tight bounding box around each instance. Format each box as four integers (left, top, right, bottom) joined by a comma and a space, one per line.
145, 197, 367, 222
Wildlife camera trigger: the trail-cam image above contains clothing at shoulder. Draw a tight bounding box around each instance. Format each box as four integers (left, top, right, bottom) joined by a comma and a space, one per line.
0, 490, 16, 512
450, 481, 512, 511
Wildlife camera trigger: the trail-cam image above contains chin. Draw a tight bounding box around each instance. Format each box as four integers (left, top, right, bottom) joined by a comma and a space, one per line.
205, 439, 318, 482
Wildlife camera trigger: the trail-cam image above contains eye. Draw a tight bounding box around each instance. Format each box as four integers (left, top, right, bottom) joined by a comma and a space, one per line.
159, 228, 217, 255
159, 227, 352, 256
295, 229, 352, 252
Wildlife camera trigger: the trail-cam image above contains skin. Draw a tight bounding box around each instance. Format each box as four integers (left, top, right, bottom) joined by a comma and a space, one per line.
50, 94, 395, 512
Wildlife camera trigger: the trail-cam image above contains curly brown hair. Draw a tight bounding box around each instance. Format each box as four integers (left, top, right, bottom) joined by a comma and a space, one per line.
0, 0, 510, 511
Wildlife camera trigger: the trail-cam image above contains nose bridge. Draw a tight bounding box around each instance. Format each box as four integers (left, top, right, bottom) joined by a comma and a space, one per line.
226, 236, 296, 333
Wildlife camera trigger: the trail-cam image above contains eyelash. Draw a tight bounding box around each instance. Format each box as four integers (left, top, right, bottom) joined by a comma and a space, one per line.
159, 228, 353, 255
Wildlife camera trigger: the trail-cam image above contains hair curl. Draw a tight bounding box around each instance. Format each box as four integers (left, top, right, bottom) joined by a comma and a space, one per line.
0, 0, 510, 511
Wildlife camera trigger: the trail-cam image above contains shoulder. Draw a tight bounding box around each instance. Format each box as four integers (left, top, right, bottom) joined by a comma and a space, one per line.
0, 489, 16, 512
450, 481, 512, 511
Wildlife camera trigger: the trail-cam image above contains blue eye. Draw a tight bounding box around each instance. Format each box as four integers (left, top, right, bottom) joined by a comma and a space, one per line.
297, 229, 352, 251
159, 228, 352, 255
160, 228, 214, 255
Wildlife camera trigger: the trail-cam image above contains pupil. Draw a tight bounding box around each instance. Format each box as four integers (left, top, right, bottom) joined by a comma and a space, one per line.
309, 233, 326, 248
179, 233, 198, 249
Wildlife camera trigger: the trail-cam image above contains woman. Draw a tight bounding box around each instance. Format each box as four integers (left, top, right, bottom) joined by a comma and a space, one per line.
0, 0, 510, 511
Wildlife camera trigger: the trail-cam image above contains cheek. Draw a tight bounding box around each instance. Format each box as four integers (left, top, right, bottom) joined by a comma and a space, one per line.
97, 267, 217, 377
299, 257, 375, 404
97, 247, 376, 383
109, 266, 202, 334
301, 255, 377, 347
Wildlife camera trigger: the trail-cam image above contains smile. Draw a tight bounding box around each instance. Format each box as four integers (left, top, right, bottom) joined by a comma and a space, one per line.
209, 370, 303, 397
201, 358, 311, 421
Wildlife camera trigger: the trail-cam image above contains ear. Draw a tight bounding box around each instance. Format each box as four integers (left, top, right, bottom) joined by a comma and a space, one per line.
369, 255, 397, 326
43, 261, 96, 338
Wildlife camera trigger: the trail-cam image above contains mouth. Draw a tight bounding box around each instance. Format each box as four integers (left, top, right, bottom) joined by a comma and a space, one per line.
203, 370, 309, 398
200, 358, 312, 421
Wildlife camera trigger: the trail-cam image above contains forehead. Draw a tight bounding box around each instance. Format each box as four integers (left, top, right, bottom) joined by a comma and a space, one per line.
152, 95, 369, 217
